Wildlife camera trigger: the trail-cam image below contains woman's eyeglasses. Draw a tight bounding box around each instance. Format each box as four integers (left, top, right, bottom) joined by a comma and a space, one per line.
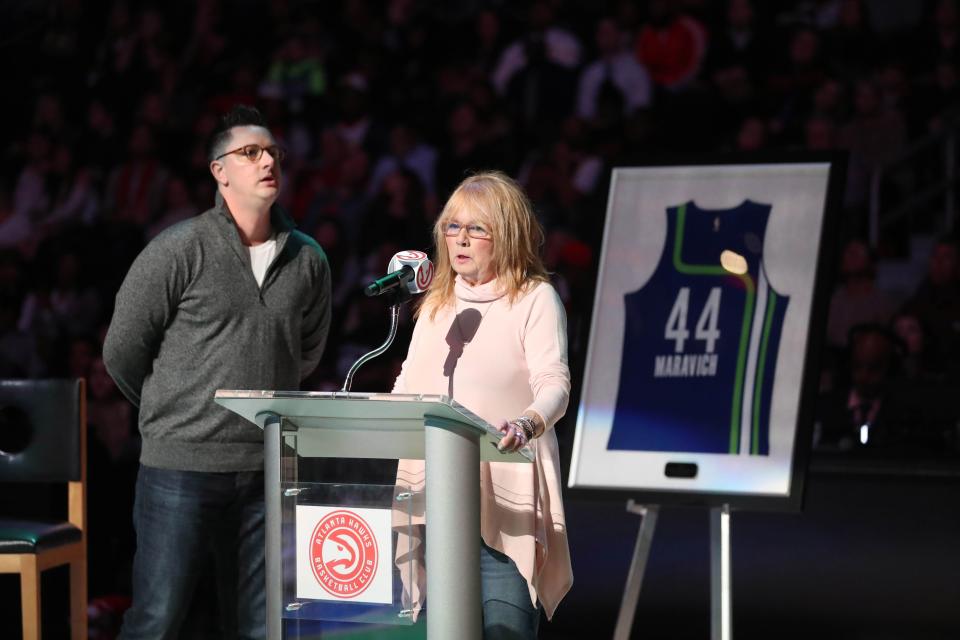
215, 144, 286, 163
443, 221, 490, 239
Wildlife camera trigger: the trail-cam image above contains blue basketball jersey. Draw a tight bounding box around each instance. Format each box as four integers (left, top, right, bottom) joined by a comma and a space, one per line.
607, 200, 788, 455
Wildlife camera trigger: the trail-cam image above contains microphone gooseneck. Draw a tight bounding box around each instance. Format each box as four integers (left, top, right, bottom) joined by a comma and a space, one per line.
341, 299, 402, 392
342, 250, 433, 392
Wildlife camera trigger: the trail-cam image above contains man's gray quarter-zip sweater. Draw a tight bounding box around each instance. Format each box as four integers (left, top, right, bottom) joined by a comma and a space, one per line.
104, 193, 331, 472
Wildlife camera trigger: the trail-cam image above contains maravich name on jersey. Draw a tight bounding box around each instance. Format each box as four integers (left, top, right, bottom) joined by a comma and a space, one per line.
653, 353, 718, 377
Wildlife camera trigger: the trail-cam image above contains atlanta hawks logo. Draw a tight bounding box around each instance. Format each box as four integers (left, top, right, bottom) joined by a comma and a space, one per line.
396, 250, 427, 261
416, 261, 435, 289
309, 510, 379, 598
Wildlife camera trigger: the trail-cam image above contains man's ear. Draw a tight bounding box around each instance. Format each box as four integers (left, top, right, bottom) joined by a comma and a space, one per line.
210, 160, 229, 186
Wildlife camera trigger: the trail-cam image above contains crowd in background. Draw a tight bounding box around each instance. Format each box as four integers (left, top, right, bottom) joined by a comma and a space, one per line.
2, 0, 960, 621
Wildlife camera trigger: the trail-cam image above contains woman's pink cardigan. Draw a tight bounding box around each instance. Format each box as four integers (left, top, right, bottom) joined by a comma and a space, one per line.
393, 276, 573, 619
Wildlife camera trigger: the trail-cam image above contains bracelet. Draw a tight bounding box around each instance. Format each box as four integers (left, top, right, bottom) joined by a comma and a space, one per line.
512, 416, 537, 441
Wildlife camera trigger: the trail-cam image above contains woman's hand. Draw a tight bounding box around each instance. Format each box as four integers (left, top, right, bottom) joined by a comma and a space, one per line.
496, 418, 528, 452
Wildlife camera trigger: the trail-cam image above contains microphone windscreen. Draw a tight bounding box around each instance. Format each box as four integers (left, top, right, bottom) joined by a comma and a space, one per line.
388, 250, 435, 293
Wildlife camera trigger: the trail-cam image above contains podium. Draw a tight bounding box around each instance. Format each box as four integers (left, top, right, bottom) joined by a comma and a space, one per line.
215, 390, 533, 640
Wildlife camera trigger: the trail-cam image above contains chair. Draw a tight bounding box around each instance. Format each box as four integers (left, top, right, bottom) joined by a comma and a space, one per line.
0, 379, 87, 640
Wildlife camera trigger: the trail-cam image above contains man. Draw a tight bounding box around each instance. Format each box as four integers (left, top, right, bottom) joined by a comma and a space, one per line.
815, 325, 919, 452
104, 105, 331, 639
825, 238, 895, 349
903, 237, 960, 378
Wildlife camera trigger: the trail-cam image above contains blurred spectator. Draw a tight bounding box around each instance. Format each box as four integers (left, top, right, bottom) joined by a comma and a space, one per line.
876, 60, 912, 119
104, 124, 169, 226
360, 167, 431, 255
915, 59, 960, 134
0, 250, 25, 303
804, 114, 839, 150
367, 122, 438, 203
88, 356, 137, 463
904, 2, 960, 133
80, 99, 123, 175
300, 132, 371, 247
208, 67, 260, 117
36, 1, 84, 78
179, 0, 229, 73
6, 133, 53, 251
19, 250, 101, 348
332, 72, 388, 156
797, 77, 847, 149
520, 117, 604, 232
493, 1, 582, 142
704, 0, 773, 111
469, 9, 507, 76
436, 101, 502, 198
811, 77, 848, 120
635, 0, 708, 92
0, 293, 44, 378
901, 237, 960, 377
815, 324, 924, 452
492, 1, 582, 95
86, 354, 138, 602
543, 228, 594, 358
146, 174, 197, 239
777, 0, 844, 30
0, 185, 27, 254
891, 310, 946, 381
826, 238, 897, 349
90, 3, 166, 105
911, 0, 960, 73
576, 17, 653, 123
839, 78, 908, 215
64, 335, 98, 381
311, 217, 361, 310
31, 93, 68, 138
259, 33, 327, 114
136, 91, 185, 163
45, 143, 101, 230
378, 0, 434, 118
734, 115, 770, 151
822, 0, 879, 82
768, 27, 829, 138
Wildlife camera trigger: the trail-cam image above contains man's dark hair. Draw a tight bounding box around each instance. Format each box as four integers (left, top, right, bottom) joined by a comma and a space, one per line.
208, 105, 268, 162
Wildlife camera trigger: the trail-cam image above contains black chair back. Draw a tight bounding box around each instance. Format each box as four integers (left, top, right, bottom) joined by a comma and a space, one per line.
0, 379, 83, 483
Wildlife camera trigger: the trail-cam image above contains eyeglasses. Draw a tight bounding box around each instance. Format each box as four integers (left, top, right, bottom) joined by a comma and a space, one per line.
443, 221, 490, 239
215, 144, 286, 163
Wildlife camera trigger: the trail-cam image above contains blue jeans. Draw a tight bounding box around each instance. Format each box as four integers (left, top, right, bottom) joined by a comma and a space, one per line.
480, 541, 540, 640
119, 465, 266, 640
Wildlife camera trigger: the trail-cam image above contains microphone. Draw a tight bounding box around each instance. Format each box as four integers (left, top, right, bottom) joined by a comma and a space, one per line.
364, 250, 435, 297
345, 250, 434, 391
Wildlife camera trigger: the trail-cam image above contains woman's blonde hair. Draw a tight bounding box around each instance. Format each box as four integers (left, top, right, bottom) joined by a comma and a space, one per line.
419, 171, 548, 319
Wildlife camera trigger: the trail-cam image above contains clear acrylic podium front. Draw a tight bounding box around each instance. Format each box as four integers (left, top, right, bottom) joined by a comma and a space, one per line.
215, 390, 533, 640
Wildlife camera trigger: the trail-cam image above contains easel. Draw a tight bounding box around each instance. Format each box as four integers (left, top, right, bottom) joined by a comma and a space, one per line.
613, 501, 733, 640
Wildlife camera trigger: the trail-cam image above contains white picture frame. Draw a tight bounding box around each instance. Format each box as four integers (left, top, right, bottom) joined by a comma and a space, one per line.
568, 158, 842, 508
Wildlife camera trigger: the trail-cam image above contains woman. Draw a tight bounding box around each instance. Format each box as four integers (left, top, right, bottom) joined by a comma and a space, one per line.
890, 311, 945, 381
393, 171, 573, 638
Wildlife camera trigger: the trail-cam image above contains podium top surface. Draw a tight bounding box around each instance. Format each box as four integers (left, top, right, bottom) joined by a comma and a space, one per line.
215, 390, 533, 463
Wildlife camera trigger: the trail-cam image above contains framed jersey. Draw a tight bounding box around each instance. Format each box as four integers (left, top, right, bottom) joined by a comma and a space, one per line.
568, 158, 842, 509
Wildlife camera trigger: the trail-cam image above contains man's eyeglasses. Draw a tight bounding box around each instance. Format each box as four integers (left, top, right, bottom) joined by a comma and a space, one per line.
215, 144, 286, 163
443, 221, 490, 239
